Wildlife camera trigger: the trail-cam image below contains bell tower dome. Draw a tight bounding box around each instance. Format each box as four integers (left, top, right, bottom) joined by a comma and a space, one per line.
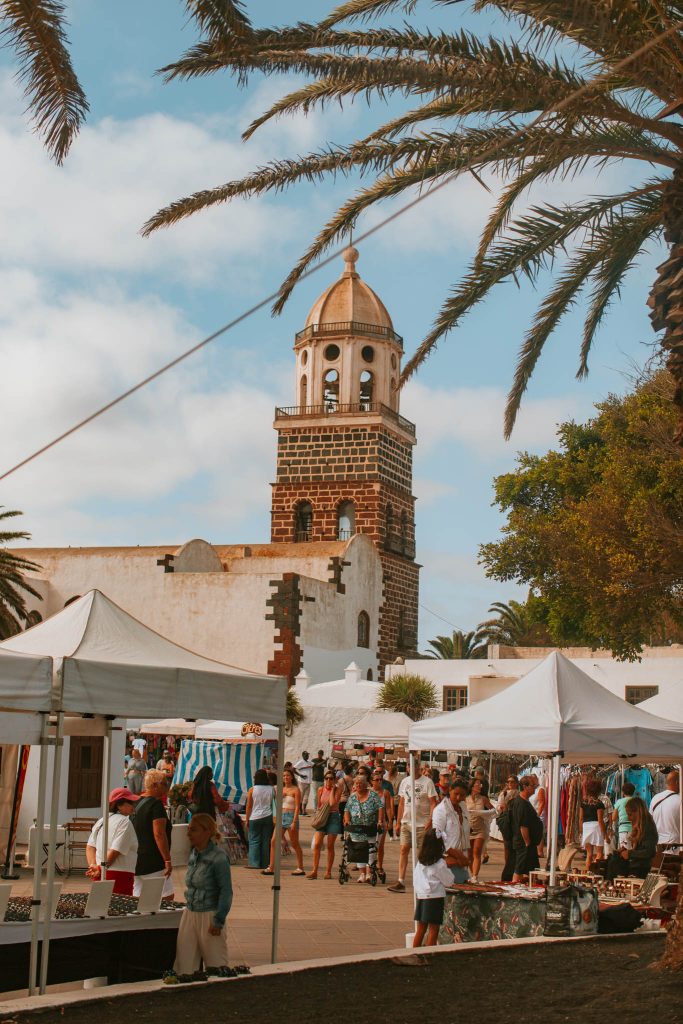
272, 247, 420, 674
295, 246, 404, 412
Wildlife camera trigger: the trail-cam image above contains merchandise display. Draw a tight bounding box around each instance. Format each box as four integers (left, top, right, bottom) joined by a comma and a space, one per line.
2, 892, 182, 922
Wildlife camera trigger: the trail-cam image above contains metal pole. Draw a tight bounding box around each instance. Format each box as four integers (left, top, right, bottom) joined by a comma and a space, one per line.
678, 762, 683, 854
28, 716, 49, 995
549, 753, 562, 886
99, 721, 112, 877
39, 711, 64, 994
410, 751, 418, 910
270, 725, 285, 964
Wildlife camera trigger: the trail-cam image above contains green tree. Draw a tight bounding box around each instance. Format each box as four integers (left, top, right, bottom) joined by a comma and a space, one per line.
140, 0, 683, 440
477, 596, 554, 647
285, 686, 305, 736
424, 629, 487, 659
375, 672, 438, 721
0, 508, 42, 639
479, 370, 683, 661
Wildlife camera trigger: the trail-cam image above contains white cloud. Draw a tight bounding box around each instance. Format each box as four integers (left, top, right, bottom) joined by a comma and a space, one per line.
402, 380, 588, 457
0, 269, 284, 545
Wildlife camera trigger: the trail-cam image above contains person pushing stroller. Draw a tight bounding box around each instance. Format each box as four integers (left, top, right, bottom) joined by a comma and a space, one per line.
342, 774, 385, 884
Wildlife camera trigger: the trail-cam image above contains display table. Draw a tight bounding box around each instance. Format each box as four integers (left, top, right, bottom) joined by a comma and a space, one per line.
439, 883, 547, 944
0, 896, 183, 992
27, 827, 67, 872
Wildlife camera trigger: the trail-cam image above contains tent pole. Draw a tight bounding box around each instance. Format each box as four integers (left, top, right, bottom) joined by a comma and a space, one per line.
270, 725, 285, 965
410, 752, 418, 910
39, 711, 64, 994
549, 753, 562, 886
100, 720, 112, 877
28, 715, 49, 995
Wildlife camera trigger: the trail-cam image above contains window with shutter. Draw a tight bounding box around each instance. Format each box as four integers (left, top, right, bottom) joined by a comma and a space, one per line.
67, 736, 104, 809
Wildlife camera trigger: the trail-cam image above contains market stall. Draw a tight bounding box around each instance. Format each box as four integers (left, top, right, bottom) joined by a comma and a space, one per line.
409, 651, 683, 940
0, 590, 287, 992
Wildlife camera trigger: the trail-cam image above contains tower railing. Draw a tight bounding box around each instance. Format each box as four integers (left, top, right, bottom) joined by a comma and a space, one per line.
295, 320, 403, 346
274, 401, 416, 437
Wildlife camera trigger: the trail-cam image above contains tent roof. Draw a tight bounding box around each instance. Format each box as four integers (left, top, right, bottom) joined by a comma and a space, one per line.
409, 651, 683, 761
0, 590, 287, 723
640, 688, 683, 724
195, 720, 279, 741
0, 647, 53, 713
331, 709, 413, 743
139, 719, 200, 736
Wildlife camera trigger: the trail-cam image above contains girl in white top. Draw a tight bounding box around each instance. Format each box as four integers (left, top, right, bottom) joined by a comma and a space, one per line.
412, 829, 455, 948
86, 787, 140, 895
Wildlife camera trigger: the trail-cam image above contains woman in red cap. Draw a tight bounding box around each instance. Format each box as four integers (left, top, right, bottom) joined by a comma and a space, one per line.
86, 787, 140, 895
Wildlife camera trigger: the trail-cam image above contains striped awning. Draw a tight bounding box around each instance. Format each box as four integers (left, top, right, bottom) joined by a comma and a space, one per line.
174, 739, 264, 803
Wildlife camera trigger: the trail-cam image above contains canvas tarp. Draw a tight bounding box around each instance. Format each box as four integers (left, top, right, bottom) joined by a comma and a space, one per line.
331, 709, 412, 744
408, 651, 683, 762
0, 648, 53, 713
0, 590, 287, 723
174, 739, 264, 803
195, 720, 278, 741
640, 688, 683, 723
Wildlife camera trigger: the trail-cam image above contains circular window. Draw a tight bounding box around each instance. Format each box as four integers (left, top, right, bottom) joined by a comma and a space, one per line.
361, 345, 374, 363
324, 343, 340, 361
391, 353, 398, 369
301, 349, 308, 366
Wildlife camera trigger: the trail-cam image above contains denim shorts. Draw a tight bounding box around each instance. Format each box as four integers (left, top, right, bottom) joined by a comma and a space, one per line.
281, 811, 296, 829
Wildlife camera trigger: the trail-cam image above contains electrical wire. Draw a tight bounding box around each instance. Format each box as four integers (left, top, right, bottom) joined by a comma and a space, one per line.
0, 21, 679, 485
419, 603, 466, 632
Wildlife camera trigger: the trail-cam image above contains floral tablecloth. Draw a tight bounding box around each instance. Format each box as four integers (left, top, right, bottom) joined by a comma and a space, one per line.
438, 884, 546, 944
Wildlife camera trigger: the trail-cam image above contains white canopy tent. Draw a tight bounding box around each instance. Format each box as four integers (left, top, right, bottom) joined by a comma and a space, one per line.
139, 719, 200, 737
330, 709, 412, 744
409, 652, 683, 886
0, 590, 287, 991
640, 688, 683, 723
195, 720, 279, 741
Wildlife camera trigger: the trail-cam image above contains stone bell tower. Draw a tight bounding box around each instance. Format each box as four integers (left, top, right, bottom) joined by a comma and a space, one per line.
271, 246, 420, 673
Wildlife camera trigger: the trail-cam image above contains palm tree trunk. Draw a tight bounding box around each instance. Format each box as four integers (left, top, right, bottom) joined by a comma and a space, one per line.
649, 172, 683, 444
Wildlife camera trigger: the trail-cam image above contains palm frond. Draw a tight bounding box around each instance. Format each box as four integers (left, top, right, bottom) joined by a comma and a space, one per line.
1, 0, 88, 163
183, 0, 252, 41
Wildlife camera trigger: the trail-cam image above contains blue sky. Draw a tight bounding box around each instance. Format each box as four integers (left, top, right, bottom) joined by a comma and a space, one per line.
0, 1, 666, 646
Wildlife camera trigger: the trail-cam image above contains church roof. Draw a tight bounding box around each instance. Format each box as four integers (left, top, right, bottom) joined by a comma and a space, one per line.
304, 246, 394, 332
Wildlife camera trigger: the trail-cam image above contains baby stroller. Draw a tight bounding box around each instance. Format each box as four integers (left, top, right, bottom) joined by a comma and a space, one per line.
339, 829, 383, 885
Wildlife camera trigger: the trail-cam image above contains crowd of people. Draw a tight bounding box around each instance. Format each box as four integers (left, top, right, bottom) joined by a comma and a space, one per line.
105, 743, 680, 973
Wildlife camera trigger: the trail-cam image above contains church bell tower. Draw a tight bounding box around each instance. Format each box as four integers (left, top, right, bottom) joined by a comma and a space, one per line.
271, 246, 420, 674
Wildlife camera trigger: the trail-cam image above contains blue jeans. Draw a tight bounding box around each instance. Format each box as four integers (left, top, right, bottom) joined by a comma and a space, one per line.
248, 816, 274, 868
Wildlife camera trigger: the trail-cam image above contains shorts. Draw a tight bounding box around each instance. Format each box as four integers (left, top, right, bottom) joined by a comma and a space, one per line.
449, 865, 469, 884
281, 811, 296, 829
322, 811, 343, 836
399, 823, 425, 849
582, 822, 603, 847
414, 897, 445, 925
514, 844, 539, 876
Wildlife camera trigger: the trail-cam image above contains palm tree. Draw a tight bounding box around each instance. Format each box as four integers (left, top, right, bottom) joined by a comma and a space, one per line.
0, 0, 252, 163
375, 673, 438, 721
143, 1, 683, 441
424, 629, 487, 659
285, 686, 305, 736
478, 599, 552, 647
0, 509, 42, 639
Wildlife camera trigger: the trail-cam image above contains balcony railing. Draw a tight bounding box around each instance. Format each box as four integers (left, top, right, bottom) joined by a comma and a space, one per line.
295, 320, 403, 347
275, 401, 416, 437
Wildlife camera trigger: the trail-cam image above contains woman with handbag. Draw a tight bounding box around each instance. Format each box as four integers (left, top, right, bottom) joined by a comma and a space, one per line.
307, 770, 343, 878
343, 774, 384, 883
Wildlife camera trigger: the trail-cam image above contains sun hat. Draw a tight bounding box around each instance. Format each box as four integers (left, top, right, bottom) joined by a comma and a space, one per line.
109, 787, 141, 804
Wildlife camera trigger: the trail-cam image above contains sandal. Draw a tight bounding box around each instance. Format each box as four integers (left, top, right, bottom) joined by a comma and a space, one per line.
292, 868, 306, 875
323, 874, 332, 880
306, 872, 317, 879
261, 869, 274, 875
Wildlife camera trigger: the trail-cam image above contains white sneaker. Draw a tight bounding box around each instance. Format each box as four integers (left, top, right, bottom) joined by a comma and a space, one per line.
469, 875, 478, 883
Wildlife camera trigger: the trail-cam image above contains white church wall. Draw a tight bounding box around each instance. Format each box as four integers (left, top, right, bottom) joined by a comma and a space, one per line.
16, 728, 126, 846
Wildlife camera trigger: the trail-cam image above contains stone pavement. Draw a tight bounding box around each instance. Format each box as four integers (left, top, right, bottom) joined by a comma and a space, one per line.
11, 817, 507, 967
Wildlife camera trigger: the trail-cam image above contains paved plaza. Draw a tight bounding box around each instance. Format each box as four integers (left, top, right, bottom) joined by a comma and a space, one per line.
12, 819, 507, 967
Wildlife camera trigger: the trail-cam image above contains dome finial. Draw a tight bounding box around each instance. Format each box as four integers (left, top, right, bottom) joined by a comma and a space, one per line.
342, 240, 359, 276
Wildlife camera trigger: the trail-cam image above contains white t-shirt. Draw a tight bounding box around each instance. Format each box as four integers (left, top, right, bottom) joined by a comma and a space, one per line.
398, 776, 438, 826
294, 759, 313, 783
649, 791, 681, 845
250, 784, 274, 821
413, 857, 455, 899
88, 813, 139, 874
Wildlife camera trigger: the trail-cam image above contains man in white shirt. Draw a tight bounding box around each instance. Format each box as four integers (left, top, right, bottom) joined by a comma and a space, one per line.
649, 771, 681, 848
294, 751, 313, 815
432, 780, 470, 883
388, 768, 438, 892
